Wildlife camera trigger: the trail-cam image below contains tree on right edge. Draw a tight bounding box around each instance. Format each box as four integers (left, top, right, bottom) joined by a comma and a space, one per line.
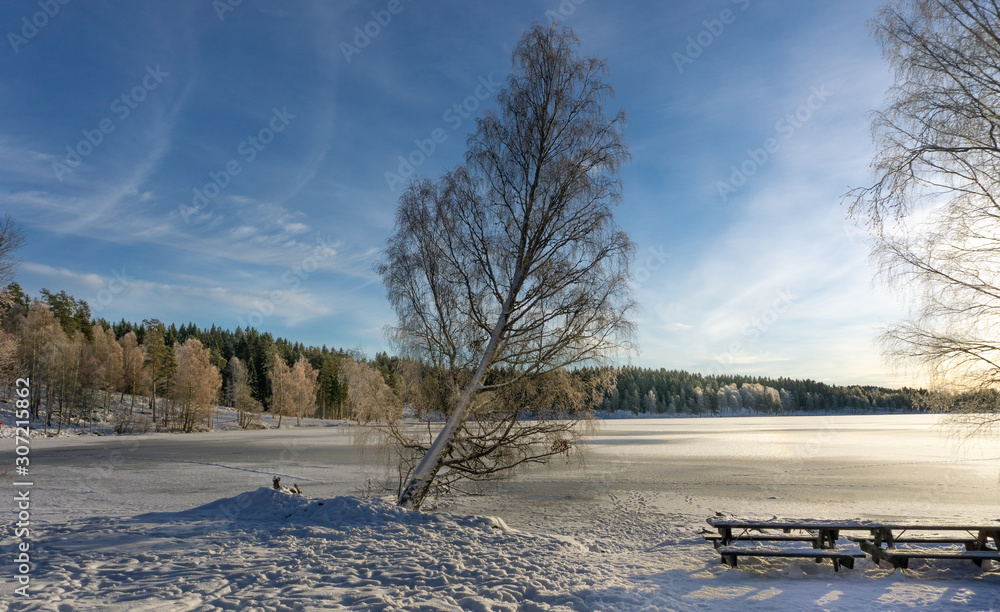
377, 24, 635, 510
847, 1, 1000, 428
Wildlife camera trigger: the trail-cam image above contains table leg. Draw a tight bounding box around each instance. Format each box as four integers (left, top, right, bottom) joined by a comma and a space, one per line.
719, 526, 733, 546
977, 529, 998, 551
874, 527, 894, 548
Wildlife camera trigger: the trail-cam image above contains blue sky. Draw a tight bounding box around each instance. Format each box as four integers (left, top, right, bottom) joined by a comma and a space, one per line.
0, 0, 911, 386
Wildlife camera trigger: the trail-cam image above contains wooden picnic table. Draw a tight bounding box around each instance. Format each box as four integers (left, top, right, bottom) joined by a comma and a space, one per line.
704, 517, 1000, 570
849, 524, 1000, 569
704, 518, 877, 570
706, 517, 880, 549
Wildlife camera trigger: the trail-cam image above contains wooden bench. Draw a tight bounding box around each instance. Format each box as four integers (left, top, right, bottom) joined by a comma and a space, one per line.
702, 533, 824, 549
855, 524, 999, 569
717, 547, 865, 571
848, 535, 978, 546
864, 545, 1000, 569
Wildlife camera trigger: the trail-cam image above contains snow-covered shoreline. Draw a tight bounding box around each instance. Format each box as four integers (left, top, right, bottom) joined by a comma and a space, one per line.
0, 396, 930, 441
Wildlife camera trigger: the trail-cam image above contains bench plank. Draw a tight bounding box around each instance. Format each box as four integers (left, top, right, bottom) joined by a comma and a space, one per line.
717, 547, 864, 571
877, 548, 1000, 569
848, 536, 979, 545
704, 533, 823, 544
708, 518, 878, 531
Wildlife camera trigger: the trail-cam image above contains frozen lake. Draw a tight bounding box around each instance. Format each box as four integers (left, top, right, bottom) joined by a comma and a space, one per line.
18, 414, 1000, 524
7, 414, 1000, 610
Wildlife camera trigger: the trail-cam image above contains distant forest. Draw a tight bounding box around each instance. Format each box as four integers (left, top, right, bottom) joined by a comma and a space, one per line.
592, 366, 929, 416
1, 285, 933, 431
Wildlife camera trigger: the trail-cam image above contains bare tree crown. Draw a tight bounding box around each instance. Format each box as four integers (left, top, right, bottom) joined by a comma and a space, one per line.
379, 25, 634, 381
847, 0, 1000, 399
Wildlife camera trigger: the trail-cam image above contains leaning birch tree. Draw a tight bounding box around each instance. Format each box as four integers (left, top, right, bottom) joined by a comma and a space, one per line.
847, 0, 1000, 427
378, 25, 635, 510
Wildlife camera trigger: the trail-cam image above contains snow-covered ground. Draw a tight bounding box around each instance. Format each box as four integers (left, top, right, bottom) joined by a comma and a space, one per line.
3, 414, 999, 610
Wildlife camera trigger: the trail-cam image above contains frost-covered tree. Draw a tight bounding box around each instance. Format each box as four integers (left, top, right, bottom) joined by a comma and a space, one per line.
228, 356, 262, 429
760, 386, 781, 414
847, 1, 1000, 430
341, 356, 401, 424
739, 384, 758, 413
693, 386, 707, 414
16, 302, 59, 417
0, 328, 15, 388
780, 388, 797, 413
170, 339, 221, 432
47, 331, 87, 432
379, 25, 635, 509
119, 331, 147, 413
644, 389, 658, 414
83, 325, 124, 419
289, 356, 319, 426
268, 351, 293, 428
716, 388, 727, 415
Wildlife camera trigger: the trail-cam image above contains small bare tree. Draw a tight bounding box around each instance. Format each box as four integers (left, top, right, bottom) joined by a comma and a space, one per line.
0, 329, 17, 391
289, 356, 319, 426
85, 325, 123, 420
378, 25, 635, 509
846, 1, 1000, 431
170, 339, 222, 432
119, 331, 148, 413
228, 356, 262, 429
16, 301, 60, 419
268, 351, 293, 428
341, 356, 402, 424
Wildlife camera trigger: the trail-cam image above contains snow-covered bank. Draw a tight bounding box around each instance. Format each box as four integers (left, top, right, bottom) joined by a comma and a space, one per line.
0, 398, 350, 439
0, 395, 934, 443
4, 415, 999, 610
